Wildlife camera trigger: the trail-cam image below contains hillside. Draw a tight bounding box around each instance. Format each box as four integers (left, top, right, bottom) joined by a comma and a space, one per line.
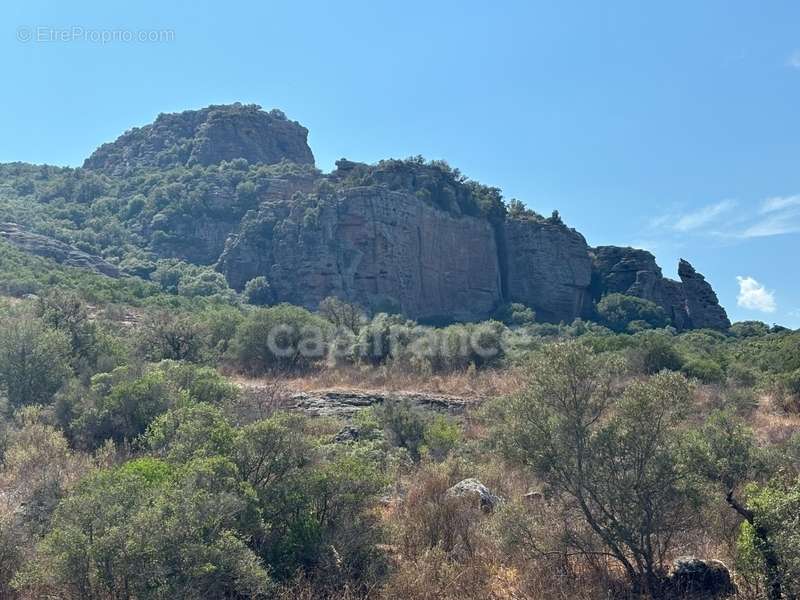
0, 103, 729, 329
8, 104, 800, 600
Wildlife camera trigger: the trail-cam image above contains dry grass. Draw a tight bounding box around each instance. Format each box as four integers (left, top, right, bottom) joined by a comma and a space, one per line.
749, 399, 800, 445
233, 364, 526, 400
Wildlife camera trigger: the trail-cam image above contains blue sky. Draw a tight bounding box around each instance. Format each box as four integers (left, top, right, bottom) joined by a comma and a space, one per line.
2, 1, 799, 327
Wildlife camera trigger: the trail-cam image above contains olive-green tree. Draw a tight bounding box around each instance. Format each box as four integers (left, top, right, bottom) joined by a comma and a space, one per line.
495, 341, 701, 596
0, 316, 71, 408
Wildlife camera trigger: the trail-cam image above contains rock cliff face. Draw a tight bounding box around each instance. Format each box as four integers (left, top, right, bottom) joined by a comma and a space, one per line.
590, 246, 730, 330
503, 218, 592, 323
83, 104, 314, 175
218, 185, 503, 322
61, 103, 731, 329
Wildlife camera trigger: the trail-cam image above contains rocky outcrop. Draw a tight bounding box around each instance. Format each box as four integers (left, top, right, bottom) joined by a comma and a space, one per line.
57, 104, 732, 329
237, 385, 472, 419
504, 218, 592, 323
83, 104, 314, 175
590, 246, 730, 330
218, 185, 503, 322
679, 260, 731, 330
0, 222, 121, 277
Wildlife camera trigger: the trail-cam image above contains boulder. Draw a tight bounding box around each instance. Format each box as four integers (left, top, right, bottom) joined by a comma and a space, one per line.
669, 557, 735, 598
446, 478, 501, 513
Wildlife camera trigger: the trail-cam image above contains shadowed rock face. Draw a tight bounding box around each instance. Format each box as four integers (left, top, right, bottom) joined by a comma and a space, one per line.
590, 246, 730, 330
678, 259, 731, 330
504, 219, 592, 323
218, 185, 503, 322
83, 104, 314, 175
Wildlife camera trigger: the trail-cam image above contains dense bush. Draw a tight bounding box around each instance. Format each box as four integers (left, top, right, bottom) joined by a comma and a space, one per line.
682, 357, 725, 384
0, 314, 71, 408
16, 456, 271, 599
243, 276, 273, 306
596, 293, 669, 332
493, 302, 536, 326
227, 304, 332, 374
630, 332, 684, 374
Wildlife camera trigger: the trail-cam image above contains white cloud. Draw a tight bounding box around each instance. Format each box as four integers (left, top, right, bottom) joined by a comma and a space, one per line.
737, 276, 777, 313
651, 195, 800, 240
788, 50, 800, 69
650, 200, 736, 234
761, 195, 800, 213
673, 200, 736, 232
740, 195, 800, 237
742, 213, 800, 238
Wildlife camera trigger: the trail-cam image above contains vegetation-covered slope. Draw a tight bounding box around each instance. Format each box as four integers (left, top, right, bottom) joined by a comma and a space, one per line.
4, 103, 796, 599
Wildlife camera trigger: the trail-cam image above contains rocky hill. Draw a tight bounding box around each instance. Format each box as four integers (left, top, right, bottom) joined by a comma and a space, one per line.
83, 103, 314, 175
5, 104, 730, 329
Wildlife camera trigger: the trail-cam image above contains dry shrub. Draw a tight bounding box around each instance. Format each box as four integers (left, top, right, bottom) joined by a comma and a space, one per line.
255, 364, 524, 399
274, 573, 370, 600
380, 547, 494, 600
383, 460, 506, 599
750, 396, 800, 445
394, 461, 487, 560
225, 377, 292, 424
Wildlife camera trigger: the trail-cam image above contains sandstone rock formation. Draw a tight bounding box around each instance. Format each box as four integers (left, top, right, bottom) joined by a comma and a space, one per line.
83, 103, 314, 175
218, 185, 503, 322
503, 218, 592, 323
0, 222, 121, 277
38, 103, 731, 329
678, 259, 731, 330
590, 246, 730, 330
236, 384, 472, 419
150, 174, 317, 266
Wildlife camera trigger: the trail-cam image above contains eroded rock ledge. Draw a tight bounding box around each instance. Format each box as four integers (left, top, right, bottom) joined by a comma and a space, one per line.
0, 222, 121, 277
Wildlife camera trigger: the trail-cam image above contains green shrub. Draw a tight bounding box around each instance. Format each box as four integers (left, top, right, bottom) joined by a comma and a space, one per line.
352, 313, 416, 365
15, 457, 270, 599
244, 276, 273, 306
228, 304, 331, 374
422, 415, 462, 461
597, 293, 669, 332
0, 316, 71, 408
730, 321, 771, 338
630, 334, 683, 374
681, 358, 725, 384
378, 399, 427, 460
493, 303, 536, 327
